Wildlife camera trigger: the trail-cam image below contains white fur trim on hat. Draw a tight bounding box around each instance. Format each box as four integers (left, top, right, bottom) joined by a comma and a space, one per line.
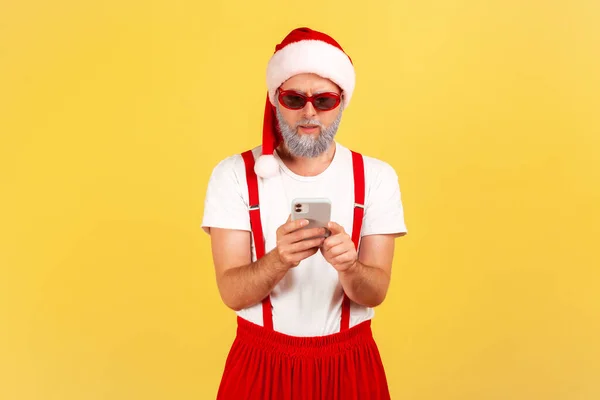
254, 154, 279, 178
266, 40, 355, 108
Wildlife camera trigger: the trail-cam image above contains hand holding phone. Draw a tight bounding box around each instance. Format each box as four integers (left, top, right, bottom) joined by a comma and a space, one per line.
271, 212, 328, 270
291, 198, 332, 239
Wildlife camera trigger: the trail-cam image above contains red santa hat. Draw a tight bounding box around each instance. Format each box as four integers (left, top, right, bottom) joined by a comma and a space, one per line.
254, 27, 356, 178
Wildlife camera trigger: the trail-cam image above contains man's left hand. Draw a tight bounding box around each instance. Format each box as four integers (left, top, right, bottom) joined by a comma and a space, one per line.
320, 222, 358, 272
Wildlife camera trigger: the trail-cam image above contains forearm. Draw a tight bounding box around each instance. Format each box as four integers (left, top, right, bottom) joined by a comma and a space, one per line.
338, 261, 391, 308
218, 251, 287, 311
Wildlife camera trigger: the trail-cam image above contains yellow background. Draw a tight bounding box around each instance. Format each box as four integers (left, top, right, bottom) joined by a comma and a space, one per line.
1, 0, 599, 398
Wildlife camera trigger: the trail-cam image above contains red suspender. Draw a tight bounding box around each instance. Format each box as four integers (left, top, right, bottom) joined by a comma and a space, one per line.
241, 150, 273, 330
350, 150, 366, 250
341, 150, 366, 331
240, 149, 365, 333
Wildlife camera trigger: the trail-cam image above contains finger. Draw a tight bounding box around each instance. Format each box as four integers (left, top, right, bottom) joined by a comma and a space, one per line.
287, 237, 325, 253
327, 221, 345, 235
322, 234, 344, 252
326, 242, 351, 258
280, 218, 309, 235
290, 247, 320, 265
289, 247, 319, 266
332, 252, 356, 266
287, 227, 328, 243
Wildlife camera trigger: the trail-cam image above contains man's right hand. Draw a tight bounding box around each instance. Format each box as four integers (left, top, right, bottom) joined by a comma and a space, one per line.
270, 215, 327, 270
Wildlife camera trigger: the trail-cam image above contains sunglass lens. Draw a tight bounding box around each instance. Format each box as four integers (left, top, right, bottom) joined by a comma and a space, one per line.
314, 94, 339, 110
281, 94, 306, 109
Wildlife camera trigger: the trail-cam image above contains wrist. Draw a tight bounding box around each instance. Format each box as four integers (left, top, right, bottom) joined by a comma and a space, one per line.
339, 259, 359, 275
265, 248, 290, 274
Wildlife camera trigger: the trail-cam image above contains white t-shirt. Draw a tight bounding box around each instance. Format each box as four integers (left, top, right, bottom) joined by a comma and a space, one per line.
201, 142, 407, 336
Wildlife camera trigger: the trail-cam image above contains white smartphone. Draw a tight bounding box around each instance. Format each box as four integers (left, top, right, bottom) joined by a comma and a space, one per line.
291, 198, 332, 239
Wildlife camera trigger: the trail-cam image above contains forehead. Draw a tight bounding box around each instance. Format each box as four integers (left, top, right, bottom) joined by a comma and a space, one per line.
280, 73, 341, 93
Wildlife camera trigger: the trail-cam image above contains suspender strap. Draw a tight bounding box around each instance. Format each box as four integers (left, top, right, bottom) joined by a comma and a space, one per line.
241, 150, 273, 331
350, 150, 365, 249
240, 149, 365, 333
340, 150, 366, 331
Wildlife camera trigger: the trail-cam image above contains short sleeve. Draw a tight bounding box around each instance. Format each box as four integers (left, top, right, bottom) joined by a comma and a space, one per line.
201, 155, 251, 234
361, 161, 407, 237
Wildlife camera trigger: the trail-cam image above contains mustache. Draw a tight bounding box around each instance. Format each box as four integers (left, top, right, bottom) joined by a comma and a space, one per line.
295, 119, 323, 128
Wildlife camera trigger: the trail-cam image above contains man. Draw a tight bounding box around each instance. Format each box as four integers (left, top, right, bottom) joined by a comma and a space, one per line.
201, 27, 407, 399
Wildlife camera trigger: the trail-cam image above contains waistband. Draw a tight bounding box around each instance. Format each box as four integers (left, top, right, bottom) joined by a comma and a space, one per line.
234, 316, 374, 358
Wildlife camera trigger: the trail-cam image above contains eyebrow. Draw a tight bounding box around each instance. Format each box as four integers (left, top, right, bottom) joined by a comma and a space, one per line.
281, 88, 339, 95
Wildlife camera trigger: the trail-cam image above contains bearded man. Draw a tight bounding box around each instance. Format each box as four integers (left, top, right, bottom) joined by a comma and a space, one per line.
201, 27, 408, 400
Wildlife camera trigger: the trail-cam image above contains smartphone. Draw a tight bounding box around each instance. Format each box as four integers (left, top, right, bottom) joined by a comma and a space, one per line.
291, 198, 332, 239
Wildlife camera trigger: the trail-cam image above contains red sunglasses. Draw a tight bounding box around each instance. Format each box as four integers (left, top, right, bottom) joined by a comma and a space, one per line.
277, 89, 341, 111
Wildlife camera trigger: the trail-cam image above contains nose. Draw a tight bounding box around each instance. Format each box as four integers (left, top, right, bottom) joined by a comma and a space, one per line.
302, 101, 317, 119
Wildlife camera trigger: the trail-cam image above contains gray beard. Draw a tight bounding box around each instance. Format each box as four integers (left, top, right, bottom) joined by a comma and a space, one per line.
275, 102, 343, 158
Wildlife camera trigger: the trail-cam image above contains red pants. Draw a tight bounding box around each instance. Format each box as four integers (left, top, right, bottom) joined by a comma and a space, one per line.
216, 316, 391, 400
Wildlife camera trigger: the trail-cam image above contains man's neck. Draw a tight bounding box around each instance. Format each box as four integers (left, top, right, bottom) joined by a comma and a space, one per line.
276, 142, 337, 177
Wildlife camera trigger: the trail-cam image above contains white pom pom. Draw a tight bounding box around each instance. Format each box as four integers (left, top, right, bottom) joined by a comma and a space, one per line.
254, 155, 279, 178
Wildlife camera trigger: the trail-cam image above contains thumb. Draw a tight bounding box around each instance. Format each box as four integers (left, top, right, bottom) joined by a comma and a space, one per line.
327, 221, 345, 235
